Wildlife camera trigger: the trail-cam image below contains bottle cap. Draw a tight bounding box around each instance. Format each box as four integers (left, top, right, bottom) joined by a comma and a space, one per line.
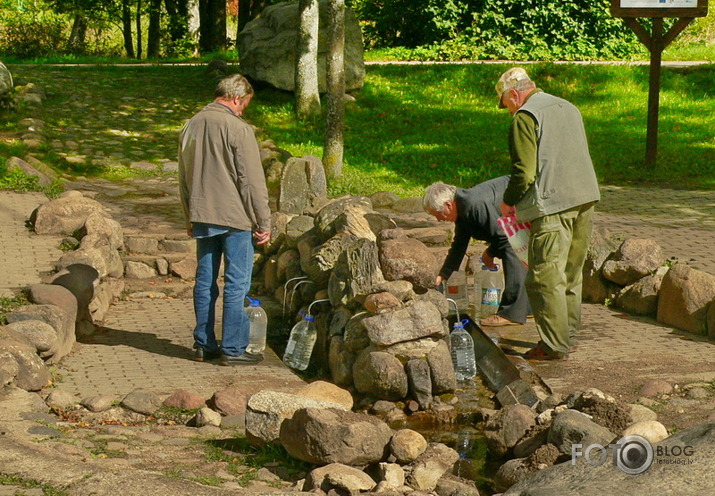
305, 315, 315, 322
246, 296, 261, 307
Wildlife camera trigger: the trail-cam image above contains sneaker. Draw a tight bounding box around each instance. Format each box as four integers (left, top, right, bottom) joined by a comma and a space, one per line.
480, 314, 521, 327
193, 348, 221, 362
219, 352, 264, 366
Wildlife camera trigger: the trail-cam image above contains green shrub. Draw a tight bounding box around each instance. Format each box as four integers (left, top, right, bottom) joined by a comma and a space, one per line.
0, 8, 69, 58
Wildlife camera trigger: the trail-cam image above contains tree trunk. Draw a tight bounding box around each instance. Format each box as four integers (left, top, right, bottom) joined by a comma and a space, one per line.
295, 0, 321, 119
164, 0, 189, 43
136, 0, 143, 59
237, 0, 250, 35
148, 0, 162, 58
323, 0, 345, 179
67, 13, 88, 54
122, 0, 136, 58
199, 0, 226, 54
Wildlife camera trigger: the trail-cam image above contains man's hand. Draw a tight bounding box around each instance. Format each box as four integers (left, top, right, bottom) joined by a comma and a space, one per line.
186, 227, 192, 237
481, 249, 496, 269
435, 275, 444, 287
253, 230, 271, 246
500, 201, 516, 218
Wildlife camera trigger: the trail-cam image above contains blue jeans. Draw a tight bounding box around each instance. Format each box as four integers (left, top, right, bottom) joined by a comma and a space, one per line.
193, 230, 254, 356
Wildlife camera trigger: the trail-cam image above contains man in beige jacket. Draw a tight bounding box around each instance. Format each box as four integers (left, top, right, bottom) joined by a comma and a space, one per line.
179, 74, 271, 366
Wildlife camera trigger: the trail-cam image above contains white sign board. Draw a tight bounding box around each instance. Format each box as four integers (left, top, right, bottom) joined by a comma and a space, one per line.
620, 0, 698, 7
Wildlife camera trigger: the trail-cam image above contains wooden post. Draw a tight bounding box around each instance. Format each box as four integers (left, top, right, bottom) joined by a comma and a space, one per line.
611, 0, 708, 167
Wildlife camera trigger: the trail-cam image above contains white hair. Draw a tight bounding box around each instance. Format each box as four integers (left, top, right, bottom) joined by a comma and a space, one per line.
423, 182, 456, 213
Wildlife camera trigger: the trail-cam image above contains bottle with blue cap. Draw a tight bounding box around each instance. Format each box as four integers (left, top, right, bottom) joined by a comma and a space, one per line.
283, 312, 317, 371
478, 258, 504, 318
245, 297, 267, 355
450, 318, 477, 381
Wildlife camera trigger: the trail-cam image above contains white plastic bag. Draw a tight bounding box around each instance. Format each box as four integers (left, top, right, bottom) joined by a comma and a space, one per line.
497, 216, 531, 268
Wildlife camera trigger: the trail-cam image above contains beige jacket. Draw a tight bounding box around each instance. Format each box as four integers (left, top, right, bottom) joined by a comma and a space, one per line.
178, 102, 271, 232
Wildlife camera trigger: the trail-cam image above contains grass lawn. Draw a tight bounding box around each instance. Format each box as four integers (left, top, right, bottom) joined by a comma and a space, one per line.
2, 62, 714, 199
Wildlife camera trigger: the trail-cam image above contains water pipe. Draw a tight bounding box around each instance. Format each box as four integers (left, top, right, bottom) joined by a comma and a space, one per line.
282, 276, 308, 316
307, 298, 331, 316
446, 297, 461, 323
289, 279, 314, 316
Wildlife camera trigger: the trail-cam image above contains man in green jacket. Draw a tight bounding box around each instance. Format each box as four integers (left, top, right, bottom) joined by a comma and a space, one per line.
496, 67, 600, 360
179, 74, 271, 366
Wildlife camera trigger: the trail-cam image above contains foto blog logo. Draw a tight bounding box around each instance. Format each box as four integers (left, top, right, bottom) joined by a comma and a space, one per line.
572, 435, 654, 475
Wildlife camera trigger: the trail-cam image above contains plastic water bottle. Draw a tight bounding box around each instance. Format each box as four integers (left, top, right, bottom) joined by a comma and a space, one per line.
282, 314, 317, 371
450, 319, 477, 381
446, 270, 469, 315
479, 262, 504, 318
245, 297, 267, 354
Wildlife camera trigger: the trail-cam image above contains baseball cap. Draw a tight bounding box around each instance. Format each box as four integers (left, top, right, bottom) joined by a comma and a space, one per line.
495, 67, 532, 108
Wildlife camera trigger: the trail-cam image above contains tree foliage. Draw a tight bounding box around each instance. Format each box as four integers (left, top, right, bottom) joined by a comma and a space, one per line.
353, 0, 642, 60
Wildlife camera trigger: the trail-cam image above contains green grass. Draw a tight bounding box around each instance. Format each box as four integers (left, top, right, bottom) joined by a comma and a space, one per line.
0, 474, 70, 496
2, 62, 714, 200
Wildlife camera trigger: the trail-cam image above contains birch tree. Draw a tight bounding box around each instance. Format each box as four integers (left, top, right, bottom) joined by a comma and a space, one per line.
295, 0, 321, 119
323, 0, 345, 178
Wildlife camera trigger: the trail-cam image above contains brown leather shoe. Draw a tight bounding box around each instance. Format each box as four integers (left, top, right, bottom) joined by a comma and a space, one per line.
523, 342, 568, 360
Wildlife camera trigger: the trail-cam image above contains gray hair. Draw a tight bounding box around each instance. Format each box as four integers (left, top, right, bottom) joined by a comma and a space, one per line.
215, 74, 254, 99
423, 182, 457, 213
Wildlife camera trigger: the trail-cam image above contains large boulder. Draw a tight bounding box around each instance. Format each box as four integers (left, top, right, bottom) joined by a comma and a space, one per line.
0, 329, 51, 391
505, 422, 715, 496
245, 390, 349, 445
582, 227, 619, 304
278, 155, 328, 215
547, 409, 616, 456
378, 228, 439, 290
615, 270, 665, 317
5, 304, 75, 365
407, 442, 460, 491
279, 407, 392, 465
657, 264, 715, 335
352, 350, 408, 400
363, 300, 446, 346
30, 194, 107, 235
601, 238, 665, 287
0, 61, 13, 94
238, 0, 365, 93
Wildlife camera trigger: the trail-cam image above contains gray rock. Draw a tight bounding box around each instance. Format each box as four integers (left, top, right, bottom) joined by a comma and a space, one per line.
120, 389, 163, 415
6, 304, 74, 365
628, 404, 658, 424
124, 261, 158, 279
6, 156, 52, 186
285, 215, 316, 248
245, 390, 348, 445
5, 320, 58, 358
435, 474, 481, 496
427, 340, 457, 395
615, 272, 663, 316
363, 300, 446, 346
79, 211, 124, 251
295, 380, 353, 410
495, 457, 531, 492
51, 263, 99, 325
314, 196, 372, 232
602, 238, 664, 286
278, 155, 328, 215
376, 462, 405, 488
622, 420, 668, 444
169, 256, 197, 280
0, 338, 51, 391
0, 61, 13, 94
30, 195, 106, 235
370, 191, 401, 209
279, 407, 392, 465
390, 428, 428, 464
639, 379, 673, 397
657, 264, 715, 335
81, 395, 115, 413
392, 197, 424, 214
379, 229, 440, 290
159, 238, 194, 253
45, 389, 78, 409
194, 407, 222, 427
125, 236, 159, 254
328, 336, 354, 387
547, 409, 616, 456
352, 350, 408, 400
406, 359, 432, 410
484, 404, 538, 458
582, 227, 620, 304
238, 0, 365, 93
407, 442, 460, 491
328, 237, 385, 307
304, 463, 377, 493
504, 422, 715, 496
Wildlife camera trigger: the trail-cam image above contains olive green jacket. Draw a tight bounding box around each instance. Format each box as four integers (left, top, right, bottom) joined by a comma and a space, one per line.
503, 90, 600, 222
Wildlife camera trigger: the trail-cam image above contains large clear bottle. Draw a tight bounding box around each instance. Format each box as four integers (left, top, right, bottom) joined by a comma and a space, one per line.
449, 319, 477, 381
245, 297, 267, 355
282, 314, 317, 371
479, 262, 504, 318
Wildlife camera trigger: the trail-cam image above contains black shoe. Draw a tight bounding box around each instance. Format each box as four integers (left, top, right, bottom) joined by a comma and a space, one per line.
219, 352, 264, 366
193, 348, 221, 362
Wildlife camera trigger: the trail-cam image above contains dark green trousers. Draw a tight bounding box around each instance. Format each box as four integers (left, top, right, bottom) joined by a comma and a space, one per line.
526, 202, 595, 354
